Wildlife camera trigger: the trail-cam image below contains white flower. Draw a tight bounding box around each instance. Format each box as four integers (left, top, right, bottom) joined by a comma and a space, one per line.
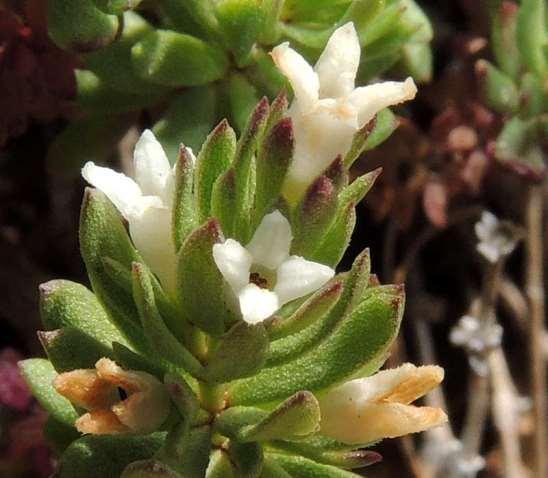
82, 130, 194, 292
319, 363, 447, 444
271, 22, 417, 201
212, 210, 335, 324
475, 211, 518, 263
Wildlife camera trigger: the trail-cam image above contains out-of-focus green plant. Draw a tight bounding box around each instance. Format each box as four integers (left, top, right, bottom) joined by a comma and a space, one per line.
478, 0, 547, 182
46, 0, 433, 162
20, 24, 446, 477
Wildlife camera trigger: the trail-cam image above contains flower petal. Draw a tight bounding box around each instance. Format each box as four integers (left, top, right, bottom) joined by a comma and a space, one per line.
133, 129, 173, 204
320, 401, 447, 444
213, 239, 253, 294
82, 161, 143, 219
274, 256, 335, 305
246, 211, 293, 270
238, 283, 280, 324
314, 22, 361, 98
325, 364, 445, 404
271, 42, 320, 114
128, 204, 177, 292
348, 77, 417, 127
474, 211, 497, 242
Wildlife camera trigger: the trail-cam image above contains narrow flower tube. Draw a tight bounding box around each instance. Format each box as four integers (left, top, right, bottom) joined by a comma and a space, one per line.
319, 363, 447, 444
82, 130, 194, 292
53, 358, 170, 435
270, 22, 417, 202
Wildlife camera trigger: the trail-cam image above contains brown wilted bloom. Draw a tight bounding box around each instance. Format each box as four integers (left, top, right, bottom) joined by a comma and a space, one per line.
319, 363, 447, 444
53, 358, 170, 435
0, 1, 77, 147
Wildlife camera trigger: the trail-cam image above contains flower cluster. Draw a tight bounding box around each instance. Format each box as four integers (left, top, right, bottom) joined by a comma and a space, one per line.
21, 24, 446, 477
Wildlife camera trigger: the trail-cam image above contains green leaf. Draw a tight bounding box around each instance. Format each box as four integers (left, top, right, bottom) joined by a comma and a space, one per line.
162, 0, 220, 39
132, 262, 205, 377
239, 391, 320, 441
47, 113, 130, 174
39, 279, 128, 348
359, 1, 405, 45
95, 0, 144, 14
113, 342, 167, 379
79, 189, 146, 350
44, 416, 80, 454
232, 97, 271, 242
245, 50, 287, 98
338, 169, 382, 212
57, 434, 165, 478
259, 0, 284, 44
38, 327, 112, 372
344, 109, 400, 168
267, 250, 370, 366
211, 168, 239, 237
196, 120, 237, 223
291, 158, 347, 257
157, 424, 212, 477
267, 453, 362, 478
102, 257, 190, 345
19, 359, 78, 427
230, 287, 403, 405
153, 86, 218, 157
229, 441, 263, 478
491, 1, 521, 79
164, 373, 200, 422
48, 0, 119, 52
254, 117, 294, 227
265, 280, 344, 340
399, 0, 433, 43
358, 50, 401, 81
270, 440, 381, 469
204, 322, 269, 383
176, 219, 229, 336
399, 41, 432, 83
172, 146, 198, 251
260, 459, 293, 478
75, 70, 163, 115
520, 72, 547, 117
281, 23, 331, 50
214, 406, 267, 438
516, 0, 547, 77
132, 30, 229, 87
363, 108, 398, 151
309, 202, 356, 268
227, 73, 261, 133
207, 450, 236, 478
339, 0, 386, 32
121, 460, 181, 478
476, 60, 519, 114
84, 12, 161, 94
494, 115, 547, 182
216, 0, 265, 66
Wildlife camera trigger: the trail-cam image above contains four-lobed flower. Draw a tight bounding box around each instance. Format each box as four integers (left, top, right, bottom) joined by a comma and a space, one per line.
271, 22, 418, 201
212, 210, 335, 324
475, 210, 519, 264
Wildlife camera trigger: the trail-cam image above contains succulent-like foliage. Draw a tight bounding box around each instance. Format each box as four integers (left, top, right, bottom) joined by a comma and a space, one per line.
21, 23, 446, 477
478, 0, 547, 182
46, 0, 433, 164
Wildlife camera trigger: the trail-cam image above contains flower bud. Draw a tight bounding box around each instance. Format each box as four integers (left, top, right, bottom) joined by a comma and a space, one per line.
319, 363, 447, 444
